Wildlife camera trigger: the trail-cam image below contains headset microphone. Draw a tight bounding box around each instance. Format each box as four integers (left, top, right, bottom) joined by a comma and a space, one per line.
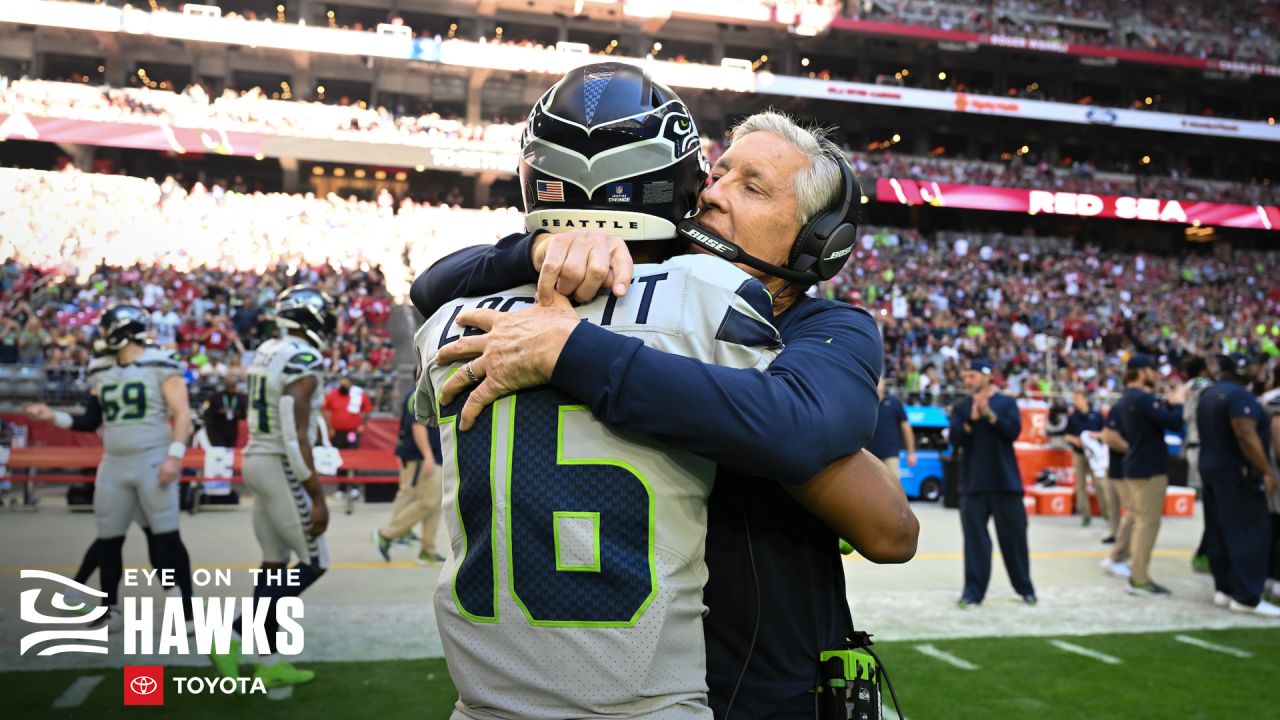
676, 218, 820, 284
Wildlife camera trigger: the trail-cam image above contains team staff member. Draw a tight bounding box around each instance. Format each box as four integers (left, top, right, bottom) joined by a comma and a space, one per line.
1182, 356, 1215, 573
950, 360, 1036, 608
201, 369, 247, 448
868, 376, 915, 480
1064, 390, 1104, 528
1260, 366, 1280, 605
1114, 354, 1187, 597
372, 390, 445, 564
1099, 398, 1131, 575
1197, 354, 1279, 617
411, 111, 903, 719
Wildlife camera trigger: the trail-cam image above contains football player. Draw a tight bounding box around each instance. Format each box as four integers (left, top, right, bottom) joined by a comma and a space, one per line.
23, 305, 195, 626
210, 286, 332, 689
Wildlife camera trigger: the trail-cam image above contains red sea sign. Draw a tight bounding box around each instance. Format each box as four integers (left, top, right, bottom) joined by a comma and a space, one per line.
876, 178, 1280, 231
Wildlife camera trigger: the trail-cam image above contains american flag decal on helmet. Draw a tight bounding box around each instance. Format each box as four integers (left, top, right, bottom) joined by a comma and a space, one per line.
536, 180, 565, 202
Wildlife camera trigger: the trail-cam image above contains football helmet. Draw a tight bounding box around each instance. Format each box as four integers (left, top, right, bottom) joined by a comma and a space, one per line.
98, 304, 150, 351
519, 61, 708, 241
276, 286, 337, 349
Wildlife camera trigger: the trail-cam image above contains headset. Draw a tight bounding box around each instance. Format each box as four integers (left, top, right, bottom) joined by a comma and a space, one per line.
677, 145, 862, 285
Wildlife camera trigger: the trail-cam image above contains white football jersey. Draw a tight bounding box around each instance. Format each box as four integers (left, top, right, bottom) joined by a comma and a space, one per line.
242, 335, 326, 457
415, 254, 781, 720
86, 346, 182, 456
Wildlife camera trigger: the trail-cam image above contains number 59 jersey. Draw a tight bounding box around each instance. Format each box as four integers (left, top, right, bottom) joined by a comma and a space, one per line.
86, 346, 182, 456
414, 255, 782, 720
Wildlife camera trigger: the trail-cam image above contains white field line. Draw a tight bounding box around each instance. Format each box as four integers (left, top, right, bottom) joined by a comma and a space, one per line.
51, 675, 103, 708
1048, 639, 1122, 664
912, 644, 978, 670
1173, 634, 1253, 658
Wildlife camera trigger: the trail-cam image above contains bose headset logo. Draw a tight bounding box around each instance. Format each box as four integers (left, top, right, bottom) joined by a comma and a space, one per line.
824, 245, 854, 261
19, 570, 110, 656
683, 226, 735, 255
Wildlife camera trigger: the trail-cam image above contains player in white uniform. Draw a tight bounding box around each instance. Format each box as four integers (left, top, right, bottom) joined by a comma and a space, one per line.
210, 286, 333, 689
415, 64, 783, 720
24, 305, 195, 627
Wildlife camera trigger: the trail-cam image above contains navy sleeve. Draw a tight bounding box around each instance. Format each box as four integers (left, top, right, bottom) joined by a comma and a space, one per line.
991, 396, 1023, 441
894, 397, 908, 425
551, 302, 883, 485
71, 396, 104, 432
949, 402, 971, 448
409, 231, 540, 319
1138, 396, 1184, 431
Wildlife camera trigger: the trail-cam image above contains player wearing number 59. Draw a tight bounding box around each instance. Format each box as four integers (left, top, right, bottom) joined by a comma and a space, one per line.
23, 305, 196, 629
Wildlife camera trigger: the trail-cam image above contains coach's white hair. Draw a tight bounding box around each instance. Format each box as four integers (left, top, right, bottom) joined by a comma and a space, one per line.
729, 110, 843, 225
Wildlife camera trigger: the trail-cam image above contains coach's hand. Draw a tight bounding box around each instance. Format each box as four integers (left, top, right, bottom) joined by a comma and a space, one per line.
157, 456, 182, 486
532, 230, 633, 304
309, 499, 330, 538
436, 293, 579, 431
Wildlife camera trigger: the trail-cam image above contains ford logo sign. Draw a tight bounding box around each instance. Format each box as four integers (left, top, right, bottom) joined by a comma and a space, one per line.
1086, 108, 1118, 125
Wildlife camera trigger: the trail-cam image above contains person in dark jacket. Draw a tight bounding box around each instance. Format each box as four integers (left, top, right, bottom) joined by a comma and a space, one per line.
951, 359, 1036, 607
1112, 353, 1187, 597
1197, 354, 1279, 616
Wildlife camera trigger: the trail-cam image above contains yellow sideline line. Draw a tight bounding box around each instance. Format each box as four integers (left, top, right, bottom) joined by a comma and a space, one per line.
0, 561, 428, 575
844, 548, 1194, 562
1, 549, 1196, 573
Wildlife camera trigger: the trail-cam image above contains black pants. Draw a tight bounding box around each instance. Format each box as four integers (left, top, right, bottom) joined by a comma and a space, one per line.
1270, 512, 1280, 584
1203, 467, 1270, 606
961, 492, 1035, 602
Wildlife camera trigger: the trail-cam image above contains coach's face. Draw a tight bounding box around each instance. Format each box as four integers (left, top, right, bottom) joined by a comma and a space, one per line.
695, 131, 807, 287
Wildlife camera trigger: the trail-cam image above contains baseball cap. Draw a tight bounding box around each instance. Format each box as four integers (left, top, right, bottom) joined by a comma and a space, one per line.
968, 359, 993, 375
1126, 353, 1156, 371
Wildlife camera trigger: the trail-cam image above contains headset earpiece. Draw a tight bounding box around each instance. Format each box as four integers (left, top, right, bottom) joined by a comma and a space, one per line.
787, 148, 861, 282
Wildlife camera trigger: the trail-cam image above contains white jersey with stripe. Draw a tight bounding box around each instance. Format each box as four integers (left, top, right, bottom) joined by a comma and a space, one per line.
243, 336, 326, 456
86, 346, 182, 456
414, 254, 781, 720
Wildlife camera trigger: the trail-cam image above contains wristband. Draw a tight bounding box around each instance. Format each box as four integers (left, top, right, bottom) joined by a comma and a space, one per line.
168, 442, 187, 459
52, 411, 73, 429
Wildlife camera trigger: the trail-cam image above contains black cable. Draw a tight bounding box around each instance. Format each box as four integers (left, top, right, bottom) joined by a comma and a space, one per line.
863, 646, 904, 720
723, 509, 760, 720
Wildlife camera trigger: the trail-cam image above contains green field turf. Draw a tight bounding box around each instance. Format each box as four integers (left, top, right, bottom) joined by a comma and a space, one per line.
7, 628, 1277, 719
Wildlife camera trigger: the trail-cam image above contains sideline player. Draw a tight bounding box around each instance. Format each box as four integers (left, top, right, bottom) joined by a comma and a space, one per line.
23, 306, 195, 625
209, 286, 333, 688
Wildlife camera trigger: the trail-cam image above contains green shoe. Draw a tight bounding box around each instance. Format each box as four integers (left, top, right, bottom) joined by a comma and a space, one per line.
838, 539, 855, 556
957, 598, 980, 610
254, 661, 315, 689
209, 638, 242, 679
1191, 554, 1210, 574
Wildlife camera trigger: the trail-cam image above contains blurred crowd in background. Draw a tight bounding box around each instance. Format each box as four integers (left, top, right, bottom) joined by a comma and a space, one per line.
4, 78, 1273, 209
820, 225, 1280, 405
851, 0, 1280, 65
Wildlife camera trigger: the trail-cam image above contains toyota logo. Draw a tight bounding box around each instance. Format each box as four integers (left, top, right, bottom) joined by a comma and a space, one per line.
131, 676, 158, 696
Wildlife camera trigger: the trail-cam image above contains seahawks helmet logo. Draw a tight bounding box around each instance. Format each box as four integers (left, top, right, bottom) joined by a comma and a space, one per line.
522, 83, 704, 197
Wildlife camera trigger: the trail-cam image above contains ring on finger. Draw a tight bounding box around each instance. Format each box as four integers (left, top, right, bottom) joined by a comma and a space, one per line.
464, 361, 481, 384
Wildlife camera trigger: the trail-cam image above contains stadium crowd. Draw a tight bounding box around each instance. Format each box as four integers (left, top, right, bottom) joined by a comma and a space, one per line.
4, 78, 1274, 208
0, 78, 525, 148
0, 167, 525, 407
823, 226, 1280, 405
851, 0, 1280, 65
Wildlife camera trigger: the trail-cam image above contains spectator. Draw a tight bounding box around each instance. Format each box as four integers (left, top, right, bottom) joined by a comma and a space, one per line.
200, 368, 247, 448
